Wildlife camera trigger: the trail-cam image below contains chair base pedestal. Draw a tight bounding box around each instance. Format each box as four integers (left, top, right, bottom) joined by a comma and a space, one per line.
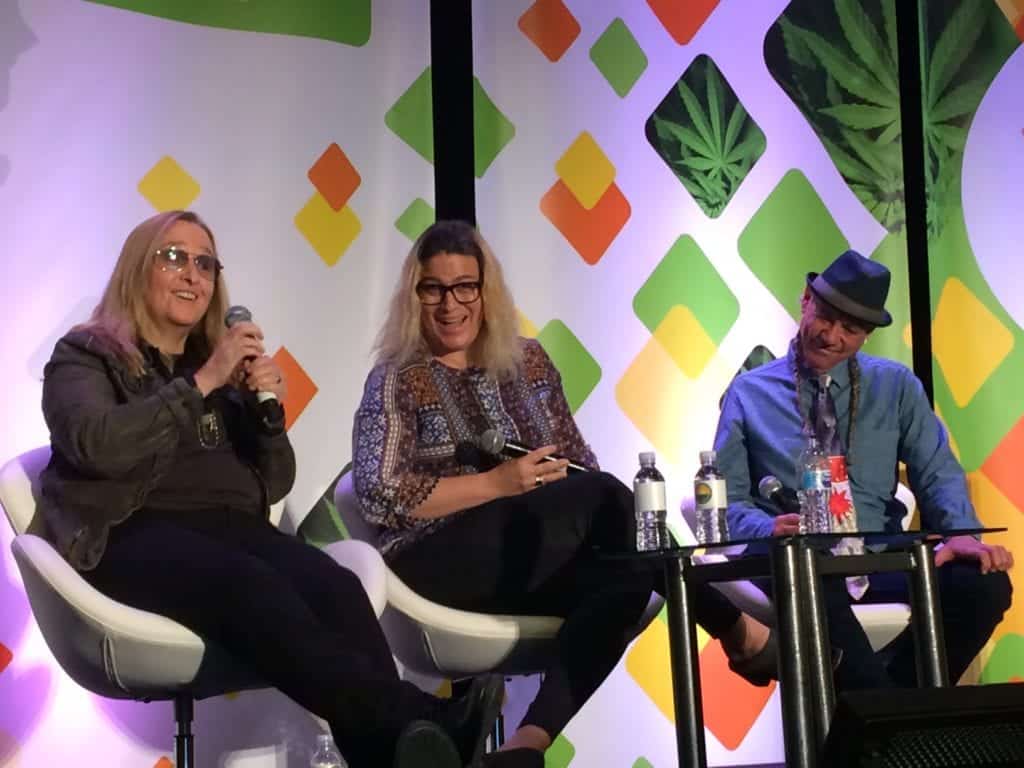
175, 695, 195, 768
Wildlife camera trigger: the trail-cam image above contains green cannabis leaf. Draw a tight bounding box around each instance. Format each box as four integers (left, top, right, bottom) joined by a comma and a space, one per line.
646, 55, 766, 218
768, 0, 995, 236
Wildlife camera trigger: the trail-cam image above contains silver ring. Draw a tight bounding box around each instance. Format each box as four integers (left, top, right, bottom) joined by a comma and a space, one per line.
534, 475, 543, 488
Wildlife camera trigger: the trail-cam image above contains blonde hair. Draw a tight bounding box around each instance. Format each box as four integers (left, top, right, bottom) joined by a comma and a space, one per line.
374, 220, 522, 379
75, 210, 229, 376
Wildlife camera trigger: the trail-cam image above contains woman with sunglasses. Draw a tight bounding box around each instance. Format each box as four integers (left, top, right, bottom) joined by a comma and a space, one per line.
38, 210, 503, 768
352, 220, 776, 767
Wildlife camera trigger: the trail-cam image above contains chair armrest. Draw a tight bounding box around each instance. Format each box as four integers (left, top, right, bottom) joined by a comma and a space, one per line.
11, 534, 207, 695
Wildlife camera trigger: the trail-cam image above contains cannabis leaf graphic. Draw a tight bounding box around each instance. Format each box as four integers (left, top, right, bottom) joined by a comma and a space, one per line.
646, 55, 766, 218
768, 0, 996, 236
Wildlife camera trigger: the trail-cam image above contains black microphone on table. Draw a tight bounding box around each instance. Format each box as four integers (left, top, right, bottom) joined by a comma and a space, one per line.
476, 429, 589, 474
224, 305, 285, 432
758, 475, 801, 515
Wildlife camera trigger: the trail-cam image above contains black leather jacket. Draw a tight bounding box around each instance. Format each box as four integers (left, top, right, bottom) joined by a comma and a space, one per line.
39, 330, 296, 571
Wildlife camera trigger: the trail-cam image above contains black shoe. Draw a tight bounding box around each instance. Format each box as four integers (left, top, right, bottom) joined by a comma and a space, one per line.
393, 720, 461, 768
477, 748, 545, 767
728, 629, 777, 687
437, 674, 505, 766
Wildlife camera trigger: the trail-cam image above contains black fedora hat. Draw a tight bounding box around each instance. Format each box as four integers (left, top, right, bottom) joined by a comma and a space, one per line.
806, 249, 892, 328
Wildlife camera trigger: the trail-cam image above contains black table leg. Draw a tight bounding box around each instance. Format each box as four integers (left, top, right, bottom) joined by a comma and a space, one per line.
909, 539, 949, 687
663, 554, 706, 768
799, 543, 835, 747
772, 540, 816, 768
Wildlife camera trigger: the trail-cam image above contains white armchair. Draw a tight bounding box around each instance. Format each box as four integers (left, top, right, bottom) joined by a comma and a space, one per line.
679, 487, 915, 651
0, 446, 386, 768
333, 470, 663, 744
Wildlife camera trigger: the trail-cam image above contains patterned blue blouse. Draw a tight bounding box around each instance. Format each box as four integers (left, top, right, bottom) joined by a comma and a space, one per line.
352, 338, 598, 558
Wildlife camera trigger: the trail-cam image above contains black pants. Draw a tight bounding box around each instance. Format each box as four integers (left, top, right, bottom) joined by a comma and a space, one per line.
83, 507, 439, 768
390, 471, 742, 737
817, 561, 1012, 690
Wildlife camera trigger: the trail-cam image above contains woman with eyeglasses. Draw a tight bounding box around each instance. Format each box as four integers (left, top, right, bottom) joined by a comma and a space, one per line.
37, 210, 503, 768
352, 220, 776, 767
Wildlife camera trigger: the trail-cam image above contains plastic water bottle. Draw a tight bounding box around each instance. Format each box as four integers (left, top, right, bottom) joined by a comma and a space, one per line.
310, 734, 345, 768
693, 450, 729, 544
634, 451, 669, 551
797, 436, 832, 534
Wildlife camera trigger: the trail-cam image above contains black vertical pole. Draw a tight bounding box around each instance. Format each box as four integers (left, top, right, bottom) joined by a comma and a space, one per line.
430, 0, 476, 224
895, 0, 933, 403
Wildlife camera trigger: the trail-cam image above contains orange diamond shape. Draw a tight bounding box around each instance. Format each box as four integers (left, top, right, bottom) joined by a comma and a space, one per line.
699, 639, 776, 750
273, 346, 318, 430
647, 0, 721, 45
0, 641, 12, 675
308, 143, 361, 212
154, 758, 174, 768
518, 0, 581, 63
981, 415, 1024, 515
540, 178, 630, 265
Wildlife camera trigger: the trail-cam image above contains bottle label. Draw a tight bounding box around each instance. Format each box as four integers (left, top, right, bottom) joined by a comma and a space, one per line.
694, 478, 726, 510
801, 468, 831, 491
827, 454, 858, 529
634, 481, 667, 513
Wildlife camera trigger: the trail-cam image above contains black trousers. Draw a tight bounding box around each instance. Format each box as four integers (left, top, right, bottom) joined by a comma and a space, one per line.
83, 507, 439, 768
751, 556, 1012, 690
818, 561, 1012, 690
390, 471, 742, 738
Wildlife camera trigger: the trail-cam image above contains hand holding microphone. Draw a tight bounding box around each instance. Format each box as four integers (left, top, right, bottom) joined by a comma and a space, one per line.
477, 429, 588, 474
475, 429, 584, 496
758, 475, 802, 536
208, 305, 285, 431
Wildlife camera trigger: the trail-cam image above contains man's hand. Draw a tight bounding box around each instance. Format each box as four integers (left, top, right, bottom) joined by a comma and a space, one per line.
772, 513, 802, 536
935, 535, 1014, 573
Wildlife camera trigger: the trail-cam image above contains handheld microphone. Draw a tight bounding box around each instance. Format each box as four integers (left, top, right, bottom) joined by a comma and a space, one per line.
476, 429, 588, 474
758, 475, 801, 515
224, 305, 284, 431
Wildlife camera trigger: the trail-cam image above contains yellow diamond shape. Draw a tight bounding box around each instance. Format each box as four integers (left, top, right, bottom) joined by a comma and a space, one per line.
137, 156, 200, 211
616, 335, 689, 465
626, 614, 710, 724
654, 305, 717, 379
932, 278, 1014, 407
294, 193, 361, 266
554, 131, 615, 209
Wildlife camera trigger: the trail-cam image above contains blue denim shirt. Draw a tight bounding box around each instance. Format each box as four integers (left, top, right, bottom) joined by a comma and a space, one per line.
713, 350, 980, 539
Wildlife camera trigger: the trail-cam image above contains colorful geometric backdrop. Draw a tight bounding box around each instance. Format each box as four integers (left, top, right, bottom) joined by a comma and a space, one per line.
1, 0, 1022, 766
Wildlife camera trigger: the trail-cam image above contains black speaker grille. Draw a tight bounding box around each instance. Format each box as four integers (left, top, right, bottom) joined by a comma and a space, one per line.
865, 722, 1024, 767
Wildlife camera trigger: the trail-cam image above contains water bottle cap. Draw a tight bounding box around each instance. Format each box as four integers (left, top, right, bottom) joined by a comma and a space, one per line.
699, 450, 716, 465
639, 451, 656, 465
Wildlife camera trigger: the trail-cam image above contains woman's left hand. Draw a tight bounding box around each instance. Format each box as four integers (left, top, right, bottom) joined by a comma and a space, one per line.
243, 355, 287, 402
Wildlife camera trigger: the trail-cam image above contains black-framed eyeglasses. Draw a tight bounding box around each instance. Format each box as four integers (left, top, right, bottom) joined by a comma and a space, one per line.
416, 280, 481, 306
155, 247, 223, 282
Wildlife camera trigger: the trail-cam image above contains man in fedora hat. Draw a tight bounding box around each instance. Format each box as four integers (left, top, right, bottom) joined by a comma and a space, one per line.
712, 249, 1012, 690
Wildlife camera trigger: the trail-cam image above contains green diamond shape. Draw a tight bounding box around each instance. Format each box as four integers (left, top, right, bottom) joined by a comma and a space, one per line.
645, 54, 765, 218
544, 733, 576, 768
85, 0, 371, 46
536, 320, 600, 414
395, 198, 434, 241
633, 235, 738, 343
738, 169, 848, 321
590, 18, 648, 98
981, 633, 1024, 683
386, 67, 434, 165
633, 759, 655, 768
473, 77, 515, 178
